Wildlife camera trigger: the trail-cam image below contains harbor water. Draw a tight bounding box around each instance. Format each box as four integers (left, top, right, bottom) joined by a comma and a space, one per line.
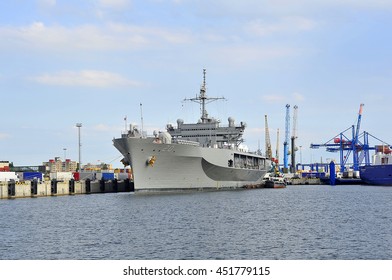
0, 184, 391, 260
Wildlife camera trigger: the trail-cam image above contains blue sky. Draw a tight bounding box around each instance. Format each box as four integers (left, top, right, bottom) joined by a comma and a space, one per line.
1, 0, 392, 168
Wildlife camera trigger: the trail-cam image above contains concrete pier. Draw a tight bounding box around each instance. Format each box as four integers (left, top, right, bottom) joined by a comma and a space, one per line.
0, 179, 134, 199
287, 177, 321, 185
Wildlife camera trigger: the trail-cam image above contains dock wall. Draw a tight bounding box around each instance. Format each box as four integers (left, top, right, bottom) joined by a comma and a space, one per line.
288, 178, 321, 185
0, 179, 133, 199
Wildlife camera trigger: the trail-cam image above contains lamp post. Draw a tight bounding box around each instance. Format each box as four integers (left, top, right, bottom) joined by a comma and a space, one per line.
76, 123, 82, 172
63, 148, 67, 172
299, 145, 302, 164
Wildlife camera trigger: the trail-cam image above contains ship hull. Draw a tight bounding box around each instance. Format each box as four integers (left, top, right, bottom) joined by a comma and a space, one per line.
113, 137, 270, 191
359, 165, 392, 186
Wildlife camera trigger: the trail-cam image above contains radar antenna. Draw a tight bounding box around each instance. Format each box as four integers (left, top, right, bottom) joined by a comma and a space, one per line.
183, 69, 225, 123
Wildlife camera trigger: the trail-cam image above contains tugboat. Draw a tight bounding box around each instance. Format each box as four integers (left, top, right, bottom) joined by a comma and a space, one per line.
263, 173, 287, 188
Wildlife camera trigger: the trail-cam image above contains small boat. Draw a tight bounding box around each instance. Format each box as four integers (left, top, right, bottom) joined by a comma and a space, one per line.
263, 175, 286, 188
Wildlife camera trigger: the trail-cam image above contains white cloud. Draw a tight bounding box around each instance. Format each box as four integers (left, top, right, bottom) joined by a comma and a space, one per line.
191, 0, 392, 18
107, 22, 193, 44
213, 45, 296, 65
261, 92, 304, 104
329, 0, 392, 9
30, 70, 142, 87
98, 0, 130, 9
38, 0, 56, 7
246, 17, 317, 37
92, 124, 112, 132
95, 0, 132, 19
0, 133, 10, 140
0, 21, 193, 52
293, 92, 305, 101
262, 95, 285, 103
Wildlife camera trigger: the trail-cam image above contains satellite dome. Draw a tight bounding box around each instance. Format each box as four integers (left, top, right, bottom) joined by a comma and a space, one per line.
228, 117, 235, 127
159, 132, 172, 144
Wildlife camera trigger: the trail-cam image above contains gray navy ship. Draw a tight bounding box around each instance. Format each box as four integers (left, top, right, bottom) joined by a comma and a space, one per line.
113, 69, 271, 191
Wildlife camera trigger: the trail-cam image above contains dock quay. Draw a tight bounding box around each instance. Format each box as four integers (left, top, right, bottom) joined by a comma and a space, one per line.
0, 179, 134, 199
287, 177, 321, 185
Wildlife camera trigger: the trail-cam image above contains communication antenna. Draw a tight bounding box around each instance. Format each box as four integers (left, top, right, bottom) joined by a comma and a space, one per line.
276, 128, 280, 163
76, 123, 82, 172
183, 69, 225, 123
140, 103, 144, 137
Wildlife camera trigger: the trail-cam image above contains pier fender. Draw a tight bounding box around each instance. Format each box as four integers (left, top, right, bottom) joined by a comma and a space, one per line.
69, 179, 75, 193
31, 179, 38, 195
124, 179, 134, 192
85, 178, 91, 193
112, 179, 118, 192
100, 179, 105, 192
51, 179, 57, 194
8, 180, 16, 196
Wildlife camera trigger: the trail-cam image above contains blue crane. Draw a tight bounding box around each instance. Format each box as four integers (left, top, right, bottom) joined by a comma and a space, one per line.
283, 104, 290, 173
310, 103, 382, 172
353, 104, 364, 170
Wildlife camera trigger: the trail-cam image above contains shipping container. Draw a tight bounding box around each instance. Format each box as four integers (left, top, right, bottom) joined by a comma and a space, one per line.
116, 172, 130, 180
50, 172, 73, 181
301, 171, 326, 178
102, 172, 115, 180
79, 172, 97, 180
0, 172, 19, 182
73, 172, 80, 181
23, 172, 43, 181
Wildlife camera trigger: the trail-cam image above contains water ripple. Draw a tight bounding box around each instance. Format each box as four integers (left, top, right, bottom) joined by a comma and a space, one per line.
0, 185, 391, 259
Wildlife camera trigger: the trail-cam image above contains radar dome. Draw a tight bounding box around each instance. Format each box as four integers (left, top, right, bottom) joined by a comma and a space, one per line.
228, 117, 235, 127
159, 132, 172, 144
177, 119, 184, 126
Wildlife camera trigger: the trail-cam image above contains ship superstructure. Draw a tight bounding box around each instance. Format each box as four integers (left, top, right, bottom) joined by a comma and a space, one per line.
167, 69, 245, 148
360, 146, 392, 186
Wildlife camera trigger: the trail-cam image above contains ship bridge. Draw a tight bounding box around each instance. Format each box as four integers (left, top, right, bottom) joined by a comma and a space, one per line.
166, 117, 246, 148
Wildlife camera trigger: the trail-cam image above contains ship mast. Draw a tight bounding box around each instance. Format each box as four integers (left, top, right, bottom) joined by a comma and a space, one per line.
184, 69, 225, 123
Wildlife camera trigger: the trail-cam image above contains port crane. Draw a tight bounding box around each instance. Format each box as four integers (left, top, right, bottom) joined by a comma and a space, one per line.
276, 128, 280, 165
283, 104, 290, 173
310, 103, 386, 172
265, 115, 280, 173
291, 105, 298, 173
264, 115, 273, 159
